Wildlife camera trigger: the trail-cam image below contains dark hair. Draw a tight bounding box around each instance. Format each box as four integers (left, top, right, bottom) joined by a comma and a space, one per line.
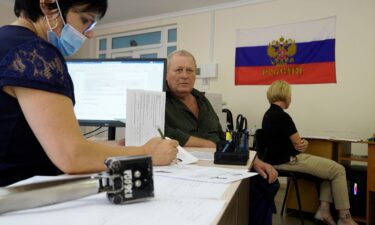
14, 0, 108, 22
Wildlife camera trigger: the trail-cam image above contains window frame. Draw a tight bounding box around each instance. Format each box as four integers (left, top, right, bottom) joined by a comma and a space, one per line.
96, 25, 177, 59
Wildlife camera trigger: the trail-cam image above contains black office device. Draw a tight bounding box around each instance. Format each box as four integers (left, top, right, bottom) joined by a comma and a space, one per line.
0, 155, 154, 214
66, 58, 167, 139
346, 165, 367, 218
100, 156, 154, 204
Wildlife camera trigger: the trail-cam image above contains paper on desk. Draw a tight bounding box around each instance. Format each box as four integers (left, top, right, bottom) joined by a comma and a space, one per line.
176, 145, 199, 165
2, 176, 226, 225
9, 175, 228, 199
125, 89, 166, 146
1, 193, 225, 225
154, 164, 257, 183
154, 176, 229, 199
190, 151, 214, 161
164, 137, 198, 165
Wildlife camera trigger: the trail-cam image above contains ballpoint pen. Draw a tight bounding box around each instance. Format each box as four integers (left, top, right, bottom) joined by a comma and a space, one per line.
157, 127, 165, 139
157, 127, 176, 163
157, 128, 184, 164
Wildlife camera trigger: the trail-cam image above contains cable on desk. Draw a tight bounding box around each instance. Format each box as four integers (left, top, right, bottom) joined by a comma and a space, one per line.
83, 126, 103, 138
85, 129, 108, 139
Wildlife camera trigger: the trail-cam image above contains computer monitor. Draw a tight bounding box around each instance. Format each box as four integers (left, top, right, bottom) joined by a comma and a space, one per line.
66, 58, 167, 128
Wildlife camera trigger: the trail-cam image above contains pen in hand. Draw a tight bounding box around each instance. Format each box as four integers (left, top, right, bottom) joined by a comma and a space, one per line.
157, 128, 176, 142
157, 128, 183, 164
157, 128, 165, 139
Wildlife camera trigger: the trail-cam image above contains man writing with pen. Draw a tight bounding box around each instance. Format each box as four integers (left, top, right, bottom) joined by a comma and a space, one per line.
165, 50, 279, 224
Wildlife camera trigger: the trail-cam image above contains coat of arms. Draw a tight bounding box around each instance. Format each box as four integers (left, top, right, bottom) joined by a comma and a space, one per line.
267, 36, 297, 66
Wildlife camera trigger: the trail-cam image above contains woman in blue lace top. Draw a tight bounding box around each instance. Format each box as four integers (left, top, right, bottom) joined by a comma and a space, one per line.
0, 0, 178, 187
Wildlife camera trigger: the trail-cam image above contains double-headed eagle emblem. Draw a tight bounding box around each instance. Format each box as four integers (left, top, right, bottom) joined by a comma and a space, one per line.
267, 36, 297, 66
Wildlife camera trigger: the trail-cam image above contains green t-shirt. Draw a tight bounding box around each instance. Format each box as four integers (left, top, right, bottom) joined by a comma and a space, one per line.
165, 88, 224, 146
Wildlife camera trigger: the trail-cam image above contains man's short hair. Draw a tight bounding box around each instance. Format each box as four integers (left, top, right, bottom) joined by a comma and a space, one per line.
167, 49, 197, 70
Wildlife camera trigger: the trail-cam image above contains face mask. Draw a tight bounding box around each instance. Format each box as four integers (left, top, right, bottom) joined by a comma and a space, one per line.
47, 24, 87, 56
46, 0, 87, 56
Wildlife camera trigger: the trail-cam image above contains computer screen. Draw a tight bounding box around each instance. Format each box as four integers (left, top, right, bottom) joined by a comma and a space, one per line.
66, 58, 166, 127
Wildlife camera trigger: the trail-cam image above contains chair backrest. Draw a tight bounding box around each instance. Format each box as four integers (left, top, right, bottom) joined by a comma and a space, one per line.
253, 129, 268, 161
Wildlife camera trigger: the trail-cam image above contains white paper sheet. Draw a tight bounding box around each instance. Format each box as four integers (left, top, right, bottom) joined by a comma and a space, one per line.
175, 145, 199, 165
154, 164, 257, 183
1, 176, 226, 225
8, 175, 228, 200
1, 193, 225, 225
125, 89, 166, 146
164, 137, 198, 165
154, 176, 229, 199
190, 151, 215, 161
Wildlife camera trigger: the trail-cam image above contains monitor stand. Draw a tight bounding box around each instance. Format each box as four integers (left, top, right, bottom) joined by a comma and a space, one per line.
108, 127, 116, 140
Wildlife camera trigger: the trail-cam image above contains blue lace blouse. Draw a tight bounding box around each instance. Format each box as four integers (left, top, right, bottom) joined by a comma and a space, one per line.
0, 25, 75, 186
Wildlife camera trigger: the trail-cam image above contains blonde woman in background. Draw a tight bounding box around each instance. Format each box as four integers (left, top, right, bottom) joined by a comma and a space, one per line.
261, 80, 358, 225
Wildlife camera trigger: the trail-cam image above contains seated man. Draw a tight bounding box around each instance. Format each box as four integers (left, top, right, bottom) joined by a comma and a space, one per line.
165, 49, 279, 225
164, 50, 223, 148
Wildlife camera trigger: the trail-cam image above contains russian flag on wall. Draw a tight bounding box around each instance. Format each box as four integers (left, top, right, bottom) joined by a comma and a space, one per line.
235, 16, 336, 85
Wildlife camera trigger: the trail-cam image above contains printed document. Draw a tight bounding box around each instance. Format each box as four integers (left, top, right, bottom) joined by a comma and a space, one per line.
125, 89, 165, 146
154, 164, 257, 183
2, 176, 226, 225
154, 176, 229, 199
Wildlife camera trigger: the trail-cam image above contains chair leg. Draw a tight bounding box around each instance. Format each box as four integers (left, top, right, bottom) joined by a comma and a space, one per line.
280, 177, 291, 216
293, 177, 305, 225
315, 180, 320, 196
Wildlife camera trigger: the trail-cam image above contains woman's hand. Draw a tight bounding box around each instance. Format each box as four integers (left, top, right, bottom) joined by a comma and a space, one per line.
143, 137, 178, 165
295, 139, 308, 152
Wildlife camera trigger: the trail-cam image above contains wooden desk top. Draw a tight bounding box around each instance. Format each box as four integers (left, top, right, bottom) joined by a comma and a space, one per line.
304, 136, 375, 145
185, 147, 254, 225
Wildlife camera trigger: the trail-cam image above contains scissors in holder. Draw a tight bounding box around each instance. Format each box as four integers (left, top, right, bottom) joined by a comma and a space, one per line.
235, 114, 247, 132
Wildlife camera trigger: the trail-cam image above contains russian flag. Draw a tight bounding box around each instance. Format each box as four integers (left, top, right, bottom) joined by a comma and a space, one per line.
235, 16, 336, 85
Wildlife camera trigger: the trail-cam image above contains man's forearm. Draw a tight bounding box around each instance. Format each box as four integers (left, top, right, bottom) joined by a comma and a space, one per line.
184, 136, 216, 148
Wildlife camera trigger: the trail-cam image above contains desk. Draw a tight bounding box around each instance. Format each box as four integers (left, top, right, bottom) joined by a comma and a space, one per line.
186, 147, 253, 225
285, 138, 375, 225
1, 148, 252, 225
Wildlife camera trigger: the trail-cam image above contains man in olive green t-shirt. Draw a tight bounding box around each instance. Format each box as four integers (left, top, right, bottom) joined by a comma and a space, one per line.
164, 50, 224, 147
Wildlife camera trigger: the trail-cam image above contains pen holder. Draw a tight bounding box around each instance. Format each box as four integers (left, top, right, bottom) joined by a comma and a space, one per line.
214, 131, 249, 165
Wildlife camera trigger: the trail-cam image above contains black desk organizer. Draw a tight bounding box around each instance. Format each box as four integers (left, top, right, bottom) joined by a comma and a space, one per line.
214, 131, 249, 165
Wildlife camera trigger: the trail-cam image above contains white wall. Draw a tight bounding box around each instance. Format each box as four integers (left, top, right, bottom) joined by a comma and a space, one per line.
213, 0, 375, 140
0, 2, 16, 25
90, 0, 375, 143
2, 0, 374, 152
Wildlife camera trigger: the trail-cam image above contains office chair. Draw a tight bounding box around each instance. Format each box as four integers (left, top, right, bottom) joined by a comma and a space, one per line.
253, 129, 321, 225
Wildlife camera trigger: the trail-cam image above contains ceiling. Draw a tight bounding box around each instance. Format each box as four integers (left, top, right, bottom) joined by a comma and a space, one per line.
99, 0, 258, 25
0, 0, 267, 26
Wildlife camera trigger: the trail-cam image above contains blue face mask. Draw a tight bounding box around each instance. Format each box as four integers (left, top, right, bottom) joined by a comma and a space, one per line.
47, 24, 87, 56
46, 0, 87, 56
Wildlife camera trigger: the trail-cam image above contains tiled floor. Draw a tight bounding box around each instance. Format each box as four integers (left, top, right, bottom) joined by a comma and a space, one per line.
272, 184, 316, 225
271, 184, 367, 225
